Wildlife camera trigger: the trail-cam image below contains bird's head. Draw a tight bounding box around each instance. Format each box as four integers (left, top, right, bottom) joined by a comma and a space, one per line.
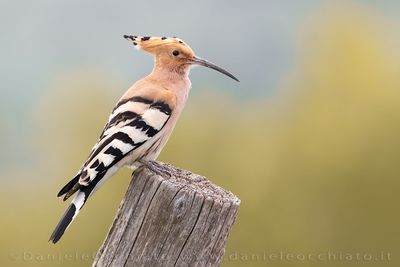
123, 35, 239, 82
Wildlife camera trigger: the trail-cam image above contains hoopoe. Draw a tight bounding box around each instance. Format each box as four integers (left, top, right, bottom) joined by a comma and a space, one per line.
49, 35, 238, 243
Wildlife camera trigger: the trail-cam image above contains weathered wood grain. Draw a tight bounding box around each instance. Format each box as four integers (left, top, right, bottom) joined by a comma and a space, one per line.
93, 161, 240, 267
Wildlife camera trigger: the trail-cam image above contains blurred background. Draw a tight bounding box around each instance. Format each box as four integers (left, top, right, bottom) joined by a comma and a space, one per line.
1, 0, 400, 266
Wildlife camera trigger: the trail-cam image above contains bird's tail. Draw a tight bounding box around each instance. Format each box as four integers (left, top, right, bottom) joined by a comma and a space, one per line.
50, 168, 114, 243
49, 190, 88, 243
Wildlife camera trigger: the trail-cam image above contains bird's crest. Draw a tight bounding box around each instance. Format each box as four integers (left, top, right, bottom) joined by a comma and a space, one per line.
123, 35, 193, 56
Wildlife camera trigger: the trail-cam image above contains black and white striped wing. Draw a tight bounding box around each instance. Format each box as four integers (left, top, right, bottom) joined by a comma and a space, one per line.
79, 97, 172, 186
50, 97, 172, 243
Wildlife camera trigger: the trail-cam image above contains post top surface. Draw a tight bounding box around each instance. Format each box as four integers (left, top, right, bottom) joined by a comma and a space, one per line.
138, 161, 240, 205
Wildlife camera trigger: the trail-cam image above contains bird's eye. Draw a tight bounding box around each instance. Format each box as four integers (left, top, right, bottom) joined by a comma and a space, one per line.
172, 50, 180, 56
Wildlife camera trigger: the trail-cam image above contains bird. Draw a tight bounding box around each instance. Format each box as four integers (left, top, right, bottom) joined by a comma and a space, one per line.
49, 35, 239, 243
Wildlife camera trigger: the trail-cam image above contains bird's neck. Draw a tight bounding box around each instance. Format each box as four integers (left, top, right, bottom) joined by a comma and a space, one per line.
150, 61, 191, 91
148, 61, 191, 111
151, 59, 190, 79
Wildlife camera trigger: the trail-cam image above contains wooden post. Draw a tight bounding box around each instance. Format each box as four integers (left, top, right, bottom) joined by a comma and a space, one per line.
93, 161, 240, 267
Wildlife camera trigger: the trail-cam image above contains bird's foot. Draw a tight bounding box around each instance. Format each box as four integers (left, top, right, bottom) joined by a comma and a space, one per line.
138, 160, 172, 177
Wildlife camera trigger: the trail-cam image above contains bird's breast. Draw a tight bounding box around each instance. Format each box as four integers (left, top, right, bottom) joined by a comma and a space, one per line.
121, 79, 191, 166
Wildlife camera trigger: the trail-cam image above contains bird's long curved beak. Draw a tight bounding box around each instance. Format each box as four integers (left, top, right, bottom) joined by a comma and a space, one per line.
188, 57, 239, 82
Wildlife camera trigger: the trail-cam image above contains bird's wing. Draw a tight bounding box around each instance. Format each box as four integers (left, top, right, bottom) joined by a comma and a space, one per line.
59, 94, 173, 200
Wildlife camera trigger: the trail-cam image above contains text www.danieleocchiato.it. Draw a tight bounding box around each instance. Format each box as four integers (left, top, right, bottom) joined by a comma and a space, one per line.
224, 251, 391, 263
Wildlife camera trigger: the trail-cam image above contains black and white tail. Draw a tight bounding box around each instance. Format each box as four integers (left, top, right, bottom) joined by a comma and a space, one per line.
49, 189, 89, 243
49, 170, 110, 243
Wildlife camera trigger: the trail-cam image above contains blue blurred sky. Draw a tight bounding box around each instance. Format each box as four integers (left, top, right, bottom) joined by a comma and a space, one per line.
1, 0, 399, 167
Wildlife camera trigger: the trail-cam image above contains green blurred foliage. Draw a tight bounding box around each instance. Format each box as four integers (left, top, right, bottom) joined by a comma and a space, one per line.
1, 2, 400, 267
